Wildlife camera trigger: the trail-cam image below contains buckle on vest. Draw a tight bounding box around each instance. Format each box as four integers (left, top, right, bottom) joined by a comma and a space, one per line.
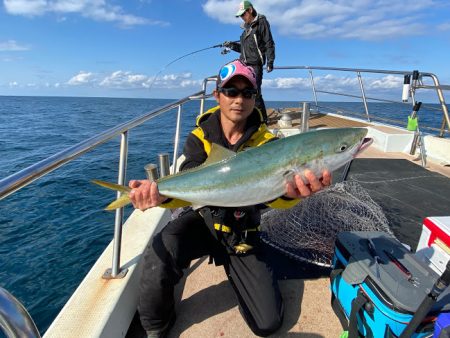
234, 243, 253, 254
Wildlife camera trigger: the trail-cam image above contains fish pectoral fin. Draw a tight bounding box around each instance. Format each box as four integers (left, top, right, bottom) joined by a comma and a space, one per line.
203, 143, 236, 165
105, 194, 131, 211
92, 179, 132, 193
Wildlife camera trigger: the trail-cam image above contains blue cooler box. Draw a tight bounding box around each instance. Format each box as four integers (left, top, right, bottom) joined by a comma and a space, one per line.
434, 313, 450, 337
330, 231, 450, 337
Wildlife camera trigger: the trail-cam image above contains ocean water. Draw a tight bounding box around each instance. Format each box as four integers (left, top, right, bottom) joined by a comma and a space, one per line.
0, 95, 447, 335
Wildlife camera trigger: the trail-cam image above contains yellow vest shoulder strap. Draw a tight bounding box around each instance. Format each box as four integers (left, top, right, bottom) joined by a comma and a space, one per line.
192, 127, 212, 155
196, 105, 220, 126
240, 124, 276, 150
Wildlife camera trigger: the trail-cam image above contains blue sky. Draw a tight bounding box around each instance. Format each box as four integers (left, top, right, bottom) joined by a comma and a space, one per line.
1, 0, 450, 101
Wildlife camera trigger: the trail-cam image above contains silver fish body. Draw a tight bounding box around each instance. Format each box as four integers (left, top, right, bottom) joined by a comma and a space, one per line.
156, 127, 370, 207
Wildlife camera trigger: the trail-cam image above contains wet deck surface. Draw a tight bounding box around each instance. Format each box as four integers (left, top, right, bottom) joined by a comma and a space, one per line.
128, 112, 450, 338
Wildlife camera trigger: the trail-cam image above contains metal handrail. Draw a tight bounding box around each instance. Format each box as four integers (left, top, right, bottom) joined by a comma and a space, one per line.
0, 287, 41, 338
200, 76, 218, 115
275, 65, 450, 137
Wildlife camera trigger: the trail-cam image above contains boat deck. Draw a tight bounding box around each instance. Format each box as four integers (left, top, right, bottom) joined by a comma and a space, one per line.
126, 112, 450, 338
267, 108, 370, 129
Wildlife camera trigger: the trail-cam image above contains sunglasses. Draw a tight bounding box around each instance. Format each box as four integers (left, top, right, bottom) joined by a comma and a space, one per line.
219, 87, 257, 99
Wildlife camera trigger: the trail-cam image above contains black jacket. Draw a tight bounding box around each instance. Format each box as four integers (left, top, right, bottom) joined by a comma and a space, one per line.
230, 14, 275, 67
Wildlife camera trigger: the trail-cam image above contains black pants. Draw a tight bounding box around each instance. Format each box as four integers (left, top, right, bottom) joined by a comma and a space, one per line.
138, 209, 283, 337
249, 64, 268, 123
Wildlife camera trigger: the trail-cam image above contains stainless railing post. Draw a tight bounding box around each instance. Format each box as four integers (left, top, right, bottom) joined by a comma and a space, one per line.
172, 105, 182, 174
200, 79, 208, 115
357, 71, 371, 122
145, 163, 159, 181
428, 74, 450, 137
440, 119, 447, 137
107, 131, 128, 279
410, 70, 419, 107
158, 154, 170, 177
301, 102, 310, 133
308, 70, 319, 111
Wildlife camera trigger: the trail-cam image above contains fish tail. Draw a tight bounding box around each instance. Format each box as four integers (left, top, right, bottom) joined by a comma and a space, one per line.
92, 179, 131, 193
105, 194, 132, 211
92, 179, 132, 210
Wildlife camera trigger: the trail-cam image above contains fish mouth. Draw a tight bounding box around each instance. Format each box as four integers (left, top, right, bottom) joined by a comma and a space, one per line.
357, 137, 373, 153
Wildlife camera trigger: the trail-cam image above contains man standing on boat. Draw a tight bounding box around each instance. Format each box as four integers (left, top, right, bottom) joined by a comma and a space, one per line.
223, 0, 275, 123
128, 60, 330, 338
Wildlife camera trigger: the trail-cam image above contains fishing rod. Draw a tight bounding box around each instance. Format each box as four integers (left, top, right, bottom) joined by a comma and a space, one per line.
147, 42, 235, 92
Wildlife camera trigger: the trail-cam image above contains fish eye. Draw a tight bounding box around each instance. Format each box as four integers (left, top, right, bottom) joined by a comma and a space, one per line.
336, 143, 348, 153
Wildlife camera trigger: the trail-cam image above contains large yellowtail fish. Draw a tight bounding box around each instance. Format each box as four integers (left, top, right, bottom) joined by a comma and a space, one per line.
94, 128, 372, 210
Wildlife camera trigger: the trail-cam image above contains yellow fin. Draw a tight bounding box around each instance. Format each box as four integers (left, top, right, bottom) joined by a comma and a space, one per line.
203, 143, 236, 166
92, 179, 131, 193
105, 194, 131, 211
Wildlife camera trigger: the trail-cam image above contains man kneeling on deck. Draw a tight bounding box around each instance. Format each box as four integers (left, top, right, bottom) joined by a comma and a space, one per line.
128, 59, 331, 338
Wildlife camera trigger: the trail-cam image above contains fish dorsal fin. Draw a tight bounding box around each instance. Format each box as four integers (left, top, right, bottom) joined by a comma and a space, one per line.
203, 143, 236, 166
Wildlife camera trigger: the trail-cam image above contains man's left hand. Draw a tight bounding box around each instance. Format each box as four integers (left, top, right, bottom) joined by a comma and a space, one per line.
267, 63, 273, 73
285, 169, 331, 199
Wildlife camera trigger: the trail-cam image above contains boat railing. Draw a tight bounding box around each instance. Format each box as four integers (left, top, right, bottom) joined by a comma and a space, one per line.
0, 287, 41, 338
0, 89, 215, 281
274, 66, 450, 137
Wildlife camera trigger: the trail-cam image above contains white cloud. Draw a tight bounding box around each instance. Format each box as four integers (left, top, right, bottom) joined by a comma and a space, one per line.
99, 70, 150, 88
202, 0, 238, 23
263, 77, 311, 89
67, 71, 95, 85
65, 70, 201, 90
3, 0, 47, 16
263, 74, 403, 94
0, 39, 30, 51
7, 70, 404, 94
3, 0, 168, 27
203, 0, 444, 40
369, 75, 403, 89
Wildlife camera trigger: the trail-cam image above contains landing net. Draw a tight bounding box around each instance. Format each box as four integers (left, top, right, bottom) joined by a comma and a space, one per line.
260, 180, 392, 267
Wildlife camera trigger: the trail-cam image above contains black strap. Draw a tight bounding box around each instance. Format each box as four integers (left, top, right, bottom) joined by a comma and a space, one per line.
198, 207, 220, 241
330, 268, 343, 282
349, 290, 368, 338
198, 207, 226, 266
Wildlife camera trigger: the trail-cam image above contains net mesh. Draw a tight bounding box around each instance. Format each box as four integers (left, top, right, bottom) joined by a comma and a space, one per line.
260, 180, 393, 267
